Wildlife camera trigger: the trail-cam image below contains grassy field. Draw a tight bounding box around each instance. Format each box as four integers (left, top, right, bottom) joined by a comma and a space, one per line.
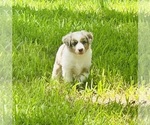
13, 0, 139, 124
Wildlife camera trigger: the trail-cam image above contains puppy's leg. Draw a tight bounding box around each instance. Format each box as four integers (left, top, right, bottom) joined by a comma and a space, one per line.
79, 68, 90, 82
52, 63, 62, 80
79, 72, 89, 82
62, 68, 73, 82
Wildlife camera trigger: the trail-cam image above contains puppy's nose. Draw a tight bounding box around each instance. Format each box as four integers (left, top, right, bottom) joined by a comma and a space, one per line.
78, 48, 83, 52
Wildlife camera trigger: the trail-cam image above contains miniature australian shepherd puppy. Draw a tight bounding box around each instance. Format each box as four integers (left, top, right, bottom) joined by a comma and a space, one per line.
52, 30, 93, 82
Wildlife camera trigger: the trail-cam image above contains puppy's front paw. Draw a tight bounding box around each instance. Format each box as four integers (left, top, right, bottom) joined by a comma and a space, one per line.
78, 72, 89, 82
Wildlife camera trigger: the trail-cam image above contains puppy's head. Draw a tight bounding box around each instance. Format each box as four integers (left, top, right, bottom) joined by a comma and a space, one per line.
62, 30, 93, 55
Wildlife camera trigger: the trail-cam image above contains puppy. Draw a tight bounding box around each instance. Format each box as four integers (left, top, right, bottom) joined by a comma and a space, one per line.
52, 30, 93, 82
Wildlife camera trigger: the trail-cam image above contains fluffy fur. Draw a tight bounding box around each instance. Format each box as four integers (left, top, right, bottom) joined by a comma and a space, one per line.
52, 30, 93, 82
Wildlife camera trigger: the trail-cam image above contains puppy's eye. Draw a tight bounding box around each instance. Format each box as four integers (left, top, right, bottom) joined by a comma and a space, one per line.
82, 41, 87, 44
72, 41, 78, 46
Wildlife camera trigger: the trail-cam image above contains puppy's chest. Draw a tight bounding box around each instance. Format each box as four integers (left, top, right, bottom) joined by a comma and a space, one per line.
73, 63, 85, 74
71, 59, 90, 75
62, 50, 92, 75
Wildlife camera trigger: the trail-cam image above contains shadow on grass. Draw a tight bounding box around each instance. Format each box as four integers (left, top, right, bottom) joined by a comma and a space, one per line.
13, 4, 138, 83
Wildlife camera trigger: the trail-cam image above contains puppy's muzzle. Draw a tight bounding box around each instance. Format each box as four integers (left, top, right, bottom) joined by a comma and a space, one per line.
78, 48, 83, 52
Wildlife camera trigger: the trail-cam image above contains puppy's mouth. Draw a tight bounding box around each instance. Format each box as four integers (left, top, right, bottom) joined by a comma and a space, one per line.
78, 52, 84, 55
76, 51, 85, 55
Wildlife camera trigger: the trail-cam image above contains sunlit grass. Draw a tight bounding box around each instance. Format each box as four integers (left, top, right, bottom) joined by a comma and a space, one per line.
13, 79, 138, 125
13, 0, 139, 124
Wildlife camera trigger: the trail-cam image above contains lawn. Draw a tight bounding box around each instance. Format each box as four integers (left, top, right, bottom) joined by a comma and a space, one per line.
13, 0, 140, 124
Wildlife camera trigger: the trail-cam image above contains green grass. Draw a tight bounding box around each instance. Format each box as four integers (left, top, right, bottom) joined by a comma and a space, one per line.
13, 80, 138, 125
13, 0, 139, 124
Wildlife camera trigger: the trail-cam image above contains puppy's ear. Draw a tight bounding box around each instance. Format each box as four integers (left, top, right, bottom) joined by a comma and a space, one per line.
62, 33, 72, 46
81, 30, 93, 43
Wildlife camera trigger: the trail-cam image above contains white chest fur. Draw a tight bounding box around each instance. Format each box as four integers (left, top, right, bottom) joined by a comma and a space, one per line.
62, 47, 92, 76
